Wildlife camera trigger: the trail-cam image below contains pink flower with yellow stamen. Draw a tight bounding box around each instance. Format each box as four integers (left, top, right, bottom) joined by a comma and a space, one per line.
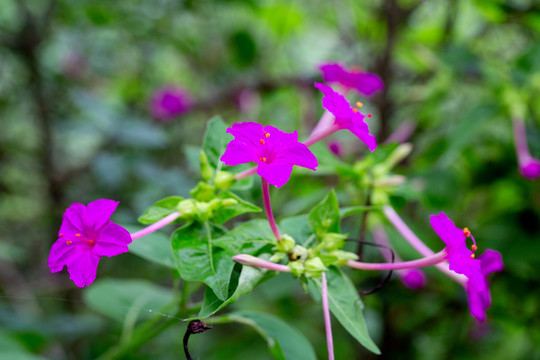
220, 122, 318, 187
48, 199, 132, 287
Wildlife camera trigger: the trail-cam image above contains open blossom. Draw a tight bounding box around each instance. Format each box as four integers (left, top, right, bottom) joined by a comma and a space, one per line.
319, 62, 384, 97
314, 83, 377, 151
466, 249, 504, 322
48, 199, 132, 287
149, 86, 193, 121
220, 122, 318, 187
430, 212, 503, 321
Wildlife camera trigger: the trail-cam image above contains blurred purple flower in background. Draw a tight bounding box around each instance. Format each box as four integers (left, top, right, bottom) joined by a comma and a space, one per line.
48, 199, 132, 287
319, 62, 384, 97
513, 118, 540, 179
149, 86, 193, 122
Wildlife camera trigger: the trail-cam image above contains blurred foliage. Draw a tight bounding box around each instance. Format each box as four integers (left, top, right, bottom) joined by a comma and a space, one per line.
1, 0, 540, 359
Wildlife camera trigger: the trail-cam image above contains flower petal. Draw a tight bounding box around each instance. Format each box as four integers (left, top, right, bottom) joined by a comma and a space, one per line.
466, 282, 488, 322
430, 212, 466, 249
94, 223, 132, 257
479, 249, 504, 275
221, 139, 259, 166
61, 203, 86, 234
48, 239, 78, 273
314, 83, 352, 118
278, 141, 318, 171
341, 113, 377, 151
86, 199, 119, 233
227, 122, 265, 148
66, 251, 100, 288
319, 62, 384, 97
257, 162, 294, 188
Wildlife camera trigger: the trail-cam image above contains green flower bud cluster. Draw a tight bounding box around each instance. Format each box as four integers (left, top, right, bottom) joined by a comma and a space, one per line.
176, 195, 238, 222
284, 242, 327, 279
200, 151, 236, 190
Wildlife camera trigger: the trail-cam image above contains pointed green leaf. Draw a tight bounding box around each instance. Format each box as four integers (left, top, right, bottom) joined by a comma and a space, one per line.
311, 267, 380, 354
226, 311, 317, 360
203, 116, 232, 169
213, 219, 274, 254
279, 214, 312, 246
308, 190, 340, 235
171, 223, 233, 300
138, 196, 183, 224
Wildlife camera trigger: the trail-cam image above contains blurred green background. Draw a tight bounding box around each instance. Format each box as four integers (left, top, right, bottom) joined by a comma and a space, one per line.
1, 0, 539, 359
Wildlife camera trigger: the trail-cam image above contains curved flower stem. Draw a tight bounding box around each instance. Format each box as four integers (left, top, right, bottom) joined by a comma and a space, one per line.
513, 118, 530, 162
130, 212, 181, 241
261, 178, 282, 242
321, 272, 335, 360
233, 254, 291, 272
234, 166, 258, 180
382, 206, 466, 284
346, 250, 447, 271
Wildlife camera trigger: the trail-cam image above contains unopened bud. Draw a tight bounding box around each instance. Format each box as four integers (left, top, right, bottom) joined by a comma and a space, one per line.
384, 143, 413, 170
288, 245, 309, 262
177, 199, 196, 218
374, 175, 406, 187
319, 233, 347, 251
288, 261, 305, 277
276, 234, 295, 253
200, 152, 214, 181
195, 201, 212, 221
304, 257, 327, 278
233, 254, 291, 272
328, 250, 358, 265
371, 189, 389, 206
221, 198, 238, 207
190, 182, 216, 202
215, 171, 236, 190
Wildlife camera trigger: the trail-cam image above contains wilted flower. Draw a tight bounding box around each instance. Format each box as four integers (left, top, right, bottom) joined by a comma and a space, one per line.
314, 83, 377, 151
48, 199, 132, 287
220, 122, 318, 187
150, 86, 193, 121
319, 62, 384, 97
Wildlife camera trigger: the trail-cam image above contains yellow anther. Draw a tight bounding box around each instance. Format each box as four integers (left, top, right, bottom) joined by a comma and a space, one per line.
75, 233, 81, 237
66, 240, 72, 245
352, 108, 358, 113
259, 157, 266, 163
264, 132, 270, 138
470, 253, 475, 259
88, 240, 95, 244
471, 244, 477, 251
59, 233, 64, 237
356, 102, 363, 108
260, 139, 265, 144
463, 227, 471, 237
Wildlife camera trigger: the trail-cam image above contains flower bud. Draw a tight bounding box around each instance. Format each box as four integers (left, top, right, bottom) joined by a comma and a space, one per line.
195, 201, 212, 221
221, 198, 238, 207
319, 232, 347, 251
288, 245, 309, 262
288, 261, 305, 277
328, 250, 358, 265
177, 199, 196, 218
200, 152, 214, 181
304, 257, 327, 278
215, 171, 236, 190
275, 234, 295, 253
383, 143, 413, 170
190, 182, 216, 202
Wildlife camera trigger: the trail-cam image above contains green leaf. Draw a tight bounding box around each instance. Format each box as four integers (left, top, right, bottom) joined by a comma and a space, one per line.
212, 191, 261, 224
123, 224, 176, 269
279, 214, 312, 246
83, 279, 174, 323
310, 267, 380, 354
212, 219, 274, 254
138, 196, 183, 225
196, 259, 269, 319
0, 329, 49, 360
308, 190, 340, 235
202, 116, 232, 169
171, 223, 233, 301
226, 311, 317, 360
339, 205, 380, 219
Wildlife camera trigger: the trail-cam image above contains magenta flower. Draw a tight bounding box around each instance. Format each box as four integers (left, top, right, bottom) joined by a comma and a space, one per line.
314, 83, 377, 151
319, 62, 384, 97
48, 199, 132, 287
513, 118, 540, 179
430, 212, 484, 290
220, 122, 318, 187
400, 269, 427, 290
149, 86, 193, 122
466, 249, 503, 322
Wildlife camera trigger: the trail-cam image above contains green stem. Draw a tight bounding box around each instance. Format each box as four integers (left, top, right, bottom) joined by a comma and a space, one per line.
204, 221, 216, 274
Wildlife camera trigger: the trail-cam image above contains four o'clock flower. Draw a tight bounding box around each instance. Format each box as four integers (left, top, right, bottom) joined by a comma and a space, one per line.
310, 83, 377, 151
220, 122, 318, 188
319, 62, 384, 97
150, 86, 193, 122
48, 199, 132, 287
513, 118, 540, 179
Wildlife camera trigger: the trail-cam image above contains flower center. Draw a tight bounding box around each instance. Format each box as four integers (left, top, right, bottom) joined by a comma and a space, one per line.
61, 232, 97, 246
463, 227, 477, 258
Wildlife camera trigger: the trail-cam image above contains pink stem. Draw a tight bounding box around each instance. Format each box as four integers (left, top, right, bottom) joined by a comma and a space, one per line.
513, 117, 534, 166
347, 250, 447, 271
384, 119, 416, 144
234, 166, 258, 181
233, 254, 291, 272
382, 206, 466, 284
310, 110, 335, 136
261, 178, 282, 242
130, 212, 181, 240
321, 272, 335, 360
